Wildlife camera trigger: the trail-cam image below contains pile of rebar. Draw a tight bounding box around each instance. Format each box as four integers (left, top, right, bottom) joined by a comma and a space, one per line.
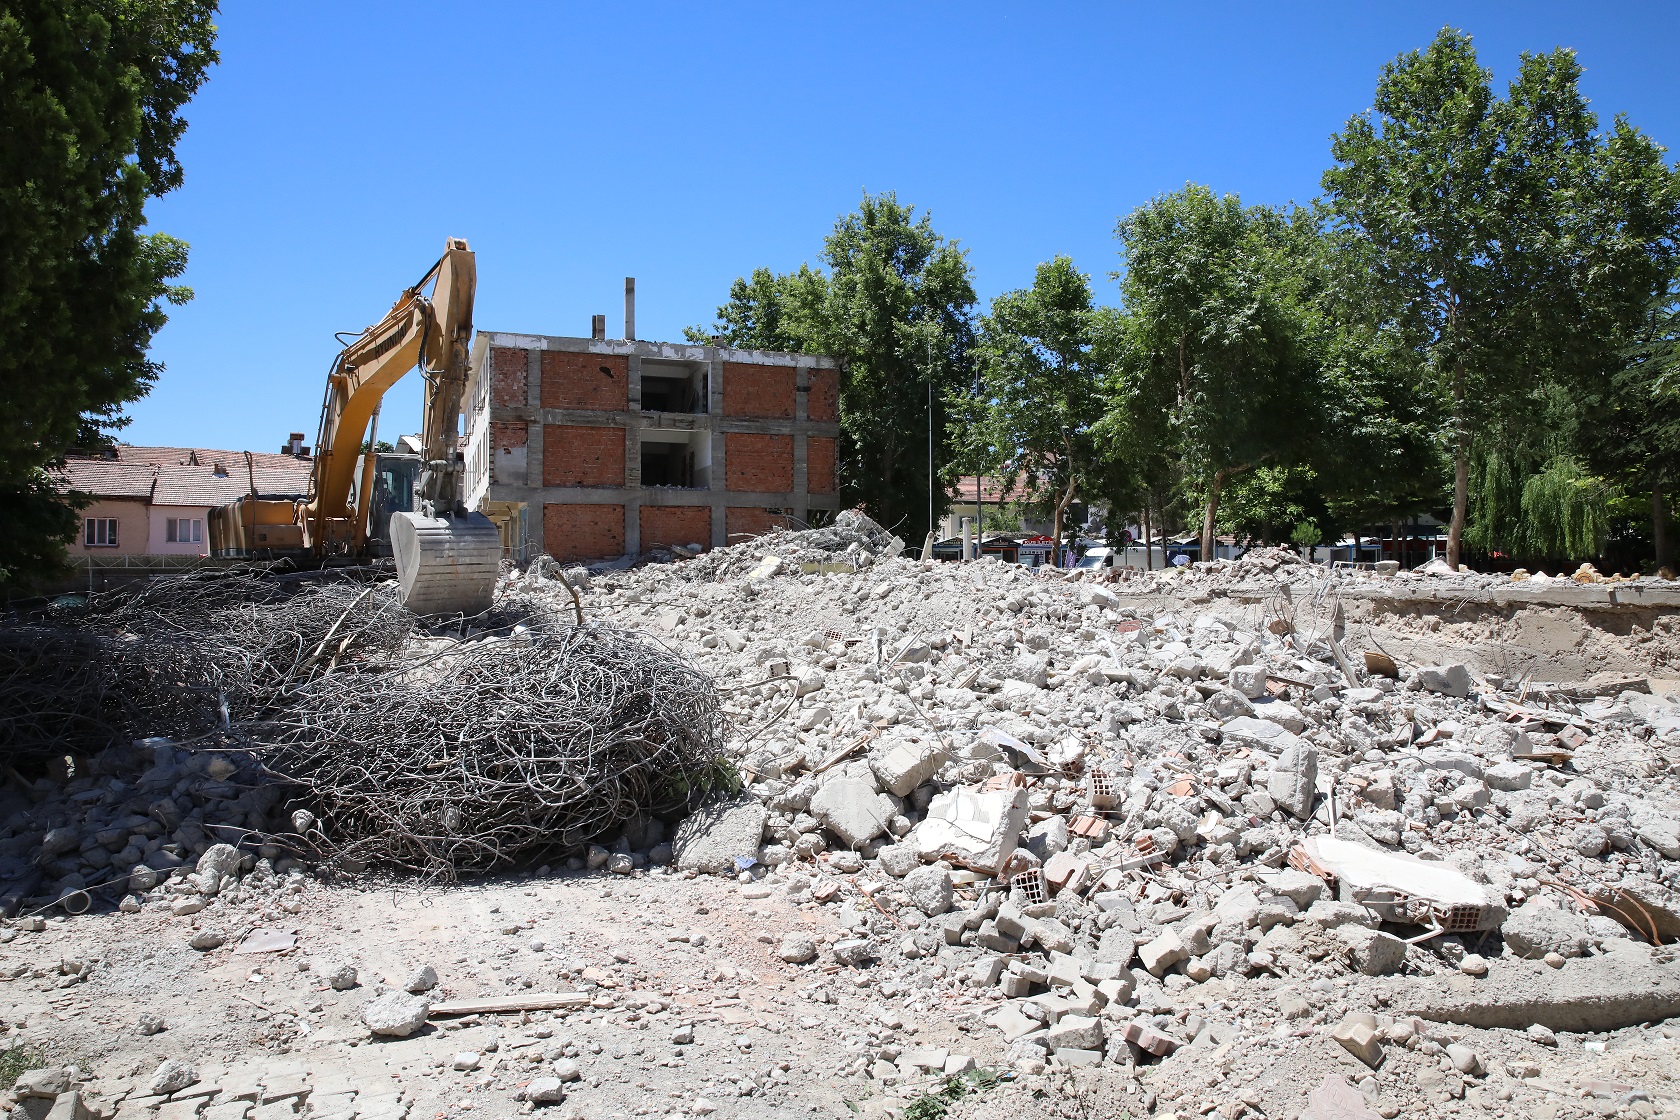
0, 569, 728, 877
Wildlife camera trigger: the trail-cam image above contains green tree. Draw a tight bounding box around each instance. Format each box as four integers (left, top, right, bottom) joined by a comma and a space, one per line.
1322, 27, 1678, 569
1115, 185, 1325, 562
683, 265, 828, 352
971, 257, 1111, 563
1576, 276, 1680, 570
695, 194, 977, 542
0, 0, 219, 587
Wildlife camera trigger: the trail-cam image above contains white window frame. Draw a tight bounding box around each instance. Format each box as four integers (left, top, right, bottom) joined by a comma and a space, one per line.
165, 517, 204, 544
85, 517, 118, 547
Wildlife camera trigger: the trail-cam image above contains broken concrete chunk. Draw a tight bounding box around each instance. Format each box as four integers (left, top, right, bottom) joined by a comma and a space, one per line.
147, 1060, 198, 1095
1138, 929, 1188, 977
362, 991, 432, 1038
1501, 901, 1593, 960
911, 786, 1028, 874
777, 932, 818, 963
1045, 1014, 1103, 1051
1228, 664, 1267, 700
13, 1069, 72, 1100
810, 778, 891, 848
672, 795, 769, 873
1297, 835, 1504, 931
1339, 926, 1407, 975
1484, 761, 1532, 792
1222, 716, 1301, 752
870, 736, 950, 798
903, 865, 953, 916
1331, 1013, 1383, 1068
1268, 742, 1319, 819
1410, 663, 1472, 697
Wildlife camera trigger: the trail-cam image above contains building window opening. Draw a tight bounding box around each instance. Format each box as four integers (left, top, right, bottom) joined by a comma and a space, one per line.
641, 441, 694, 488
85, 518, 118, 547
165, 517, 204, 544
641, 359, 707, 414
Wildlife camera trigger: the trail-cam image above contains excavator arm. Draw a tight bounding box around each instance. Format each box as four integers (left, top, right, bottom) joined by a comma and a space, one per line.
286, 238, 500, 615
305, 239, 476, 541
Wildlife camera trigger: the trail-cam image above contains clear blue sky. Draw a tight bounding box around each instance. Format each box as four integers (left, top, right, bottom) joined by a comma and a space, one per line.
132, 2, 1680, 454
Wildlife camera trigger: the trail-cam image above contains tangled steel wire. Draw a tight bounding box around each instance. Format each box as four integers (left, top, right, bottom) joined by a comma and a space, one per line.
1, 569, 728, 877
260, 618, 728, 875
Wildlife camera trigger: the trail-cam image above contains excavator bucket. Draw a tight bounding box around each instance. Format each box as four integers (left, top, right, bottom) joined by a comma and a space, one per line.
389, 510, 503, 616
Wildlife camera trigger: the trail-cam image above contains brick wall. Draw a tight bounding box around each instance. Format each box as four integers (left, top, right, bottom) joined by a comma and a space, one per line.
725, 433, 793, 493
807, 436, 836, 495
541, 352, 628, 411
543, 503, 625, 562
726, 507, 790, 543
543, 425, 624, 487
640, 505, 711, 549
490, 346, 528, 407
722, 362, 796, 419
807, 367, 839, 422
491, 421, 527, 451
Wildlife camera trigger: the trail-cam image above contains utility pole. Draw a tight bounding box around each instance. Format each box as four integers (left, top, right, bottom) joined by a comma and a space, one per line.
927, 331, 935, 543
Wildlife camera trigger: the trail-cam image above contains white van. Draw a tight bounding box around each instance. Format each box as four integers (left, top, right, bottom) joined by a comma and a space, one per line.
1075, 546, 1117, 570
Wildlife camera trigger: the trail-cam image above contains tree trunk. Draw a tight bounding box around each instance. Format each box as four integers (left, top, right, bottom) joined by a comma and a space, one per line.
1050, 477, 1076, 568
1447, 359, 1467, 571
1201, 469, 1228, 564
1655, 483, 1671, 573
1390, 517, 1400, 569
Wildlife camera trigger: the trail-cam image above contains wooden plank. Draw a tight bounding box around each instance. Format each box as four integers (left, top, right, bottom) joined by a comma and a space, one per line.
428, 992, 590, 1016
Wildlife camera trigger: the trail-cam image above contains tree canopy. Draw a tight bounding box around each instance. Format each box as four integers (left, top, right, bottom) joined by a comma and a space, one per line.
0, 0, 219, 587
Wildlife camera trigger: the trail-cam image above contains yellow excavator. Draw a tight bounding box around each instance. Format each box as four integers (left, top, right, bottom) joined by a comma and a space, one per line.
209, 238, 502, 615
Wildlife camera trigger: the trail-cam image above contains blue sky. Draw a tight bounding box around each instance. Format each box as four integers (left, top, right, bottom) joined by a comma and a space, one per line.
132, 2, 1680, 453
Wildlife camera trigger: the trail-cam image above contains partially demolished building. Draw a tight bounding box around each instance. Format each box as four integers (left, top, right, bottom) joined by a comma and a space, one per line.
462, 284, 842, 563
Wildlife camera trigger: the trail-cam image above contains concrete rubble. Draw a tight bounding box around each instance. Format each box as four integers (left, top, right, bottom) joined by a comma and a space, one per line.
4, 522, 1680, 1118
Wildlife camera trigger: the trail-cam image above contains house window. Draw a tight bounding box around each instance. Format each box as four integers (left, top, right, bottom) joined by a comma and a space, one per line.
166, 517, 203, 544
85, 518, 119, 547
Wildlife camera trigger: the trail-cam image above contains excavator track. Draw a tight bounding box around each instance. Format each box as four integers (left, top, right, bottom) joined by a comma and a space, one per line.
389, 511, 502, 616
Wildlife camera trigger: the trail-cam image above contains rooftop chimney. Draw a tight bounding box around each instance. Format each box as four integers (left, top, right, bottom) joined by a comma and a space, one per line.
591, 314, 606, 341
624, 277, 636, 341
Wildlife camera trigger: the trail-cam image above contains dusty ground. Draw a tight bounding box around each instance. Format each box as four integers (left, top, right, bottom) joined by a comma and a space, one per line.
8, 863, 1680, 1120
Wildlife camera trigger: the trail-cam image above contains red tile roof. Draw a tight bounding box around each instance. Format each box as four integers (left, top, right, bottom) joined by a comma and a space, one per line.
52, 458, 157, 500
53, 446, 315, 504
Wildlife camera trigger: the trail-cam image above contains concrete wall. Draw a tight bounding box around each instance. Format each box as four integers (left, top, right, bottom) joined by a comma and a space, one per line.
467, 332, 842, 562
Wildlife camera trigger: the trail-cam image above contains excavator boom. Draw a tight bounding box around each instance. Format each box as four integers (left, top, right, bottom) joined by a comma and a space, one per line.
211, 238, 500, 615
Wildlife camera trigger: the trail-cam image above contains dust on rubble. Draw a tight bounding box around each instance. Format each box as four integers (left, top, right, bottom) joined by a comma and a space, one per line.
6, 524, 1680, 1120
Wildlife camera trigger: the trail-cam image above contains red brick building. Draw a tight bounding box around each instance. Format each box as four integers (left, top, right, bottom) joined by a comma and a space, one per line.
463, 323, 841, 564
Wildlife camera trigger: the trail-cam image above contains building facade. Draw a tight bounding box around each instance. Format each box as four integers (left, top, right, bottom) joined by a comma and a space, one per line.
54, 446, 313, 565
463, 332, 842, 563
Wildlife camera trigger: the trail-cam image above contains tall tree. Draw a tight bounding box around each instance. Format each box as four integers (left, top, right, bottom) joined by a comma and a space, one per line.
689, 195, 977, 542
1577, 275, 1680, 570
818, 194, 977, 543
683, 265, 828, 353
1115, 185, 1324, 562
971, 257, 1111, 562
0, 0, 219, 588
1322, 27, 1677, 569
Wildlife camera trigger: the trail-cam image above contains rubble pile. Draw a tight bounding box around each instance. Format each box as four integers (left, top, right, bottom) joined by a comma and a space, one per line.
5, 524, 1680, 1118
518, 527, 1680, 1110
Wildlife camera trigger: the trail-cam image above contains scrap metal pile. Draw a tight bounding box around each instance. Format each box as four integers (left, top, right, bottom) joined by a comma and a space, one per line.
0, 568, 726, 896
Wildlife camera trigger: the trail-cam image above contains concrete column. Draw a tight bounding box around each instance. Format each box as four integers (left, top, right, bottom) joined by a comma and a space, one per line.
792, 364, 809, 526
624, 278, 636, 341
524, 348, 544, 490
